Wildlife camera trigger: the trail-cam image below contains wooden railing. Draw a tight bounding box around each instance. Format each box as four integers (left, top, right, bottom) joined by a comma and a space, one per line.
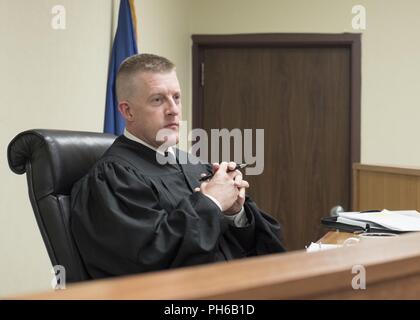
13, 231, 420, 299
353, 163, 420, 211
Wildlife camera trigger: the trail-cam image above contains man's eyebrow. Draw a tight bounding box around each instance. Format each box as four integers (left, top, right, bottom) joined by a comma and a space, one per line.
147, 91, 166, 98
148, 89, 180, 96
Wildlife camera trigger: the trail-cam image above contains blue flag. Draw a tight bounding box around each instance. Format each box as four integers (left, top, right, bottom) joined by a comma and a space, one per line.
104, 0, 138, 135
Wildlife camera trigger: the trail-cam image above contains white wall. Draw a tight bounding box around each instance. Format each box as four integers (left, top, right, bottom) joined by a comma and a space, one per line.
136, 0, 191, 146
0, 0, 191, 298
0, 0, 112, 297
2, 0, 420, 297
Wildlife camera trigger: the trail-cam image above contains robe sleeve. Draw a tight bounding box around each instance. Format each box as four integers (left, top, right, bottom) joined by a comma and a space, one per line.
227, 197, 286, 255
70, 161, 229, 276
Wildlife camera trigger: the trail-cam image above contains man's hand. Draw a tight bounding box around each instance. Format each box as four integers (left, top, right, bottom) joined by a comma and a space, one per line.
195, 162, 250, 214
224, 171, 249, 215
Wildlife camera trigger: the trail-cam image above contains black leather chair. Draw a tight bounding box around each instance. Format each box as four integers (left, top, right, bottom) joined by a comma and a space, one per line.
7, 129, 117, 282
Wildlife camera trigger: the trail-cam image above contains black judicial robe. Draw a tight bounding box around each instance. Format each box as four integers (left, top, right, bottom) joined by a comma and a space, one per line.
70, 135, 285, 279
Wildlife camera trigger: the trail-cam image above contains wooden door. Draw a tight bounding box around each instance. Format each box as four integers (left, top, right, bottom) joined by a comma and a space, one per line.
192, 34, 360, 250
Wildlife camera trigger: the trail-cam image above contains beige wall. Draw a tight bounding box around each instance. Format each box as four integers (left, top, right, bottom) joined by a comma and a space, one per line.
2, 0, 420, 297
136, 0, 191, 145
0, 0, 113, 297
0, 0, 191, 297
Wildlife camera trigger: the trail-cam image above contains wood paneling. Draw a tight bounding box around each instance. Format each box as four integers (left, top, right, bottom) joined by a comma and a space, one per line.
353, 163, 420, 211
15, 231, 420, 299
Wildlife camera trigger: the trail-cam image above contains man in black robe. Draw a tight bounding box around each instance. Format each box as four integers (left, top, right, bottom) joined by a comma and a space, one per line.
70, 53, 285, 279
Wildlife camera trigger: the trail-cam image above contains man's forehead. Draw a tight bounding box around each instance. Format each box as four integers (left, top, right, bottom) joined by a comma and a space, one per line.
136, 70, 180, 91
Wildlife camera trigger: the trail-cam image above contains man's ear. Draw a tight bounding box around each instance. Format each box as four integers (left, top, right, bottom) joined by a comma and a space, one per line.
118, 101, 133, 122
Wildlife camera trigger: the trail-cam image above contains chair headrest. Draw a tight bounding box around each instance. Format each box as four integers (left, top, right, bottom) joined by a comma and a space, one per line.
8, 129, 117, 199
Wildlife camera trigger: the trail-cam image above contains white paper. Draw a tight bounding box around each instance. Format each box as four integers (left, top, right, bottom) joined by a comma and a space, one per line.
305, 242, 341, 252
337, 210, 420, 231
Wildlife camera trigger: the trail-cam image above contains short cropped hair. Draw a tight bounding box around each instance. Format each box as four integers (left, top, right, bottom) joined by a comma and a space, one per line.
116, 53, 175, 102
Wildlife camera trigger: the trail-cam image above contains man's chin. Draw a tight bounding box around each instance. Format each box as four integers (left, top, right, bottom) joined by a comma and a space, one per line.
156, 128, 179, 146
166, 134, 179, 146
160, 133, 179, 146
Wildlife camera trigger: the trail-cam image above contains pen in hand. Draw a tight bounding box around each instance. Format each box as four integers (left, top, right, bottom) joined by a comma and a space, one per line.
199, 164, 249, 181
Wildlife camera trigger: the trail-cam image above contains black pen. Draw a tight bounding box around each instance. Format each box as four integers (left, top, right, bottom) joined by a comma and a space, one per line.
199, 164, 248, 182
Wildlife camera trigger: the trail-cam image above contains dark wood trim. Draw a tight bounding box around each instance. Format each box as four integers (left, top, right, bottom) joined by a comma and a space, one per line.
192, 42, 203, 130
191, 33, 362, 209
191, 33, 361, 47
350, 34, 362, 208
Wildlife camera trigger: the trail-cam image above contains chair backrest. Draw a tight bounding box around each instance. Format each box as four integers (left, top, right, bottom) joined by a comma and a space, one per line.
7, 129, 117, 282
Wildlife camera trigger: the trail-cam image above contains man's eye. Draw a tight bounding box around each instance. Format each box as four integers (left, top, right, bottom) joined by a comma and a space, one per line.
151, 96, 163, 105
174, 95, 181, 104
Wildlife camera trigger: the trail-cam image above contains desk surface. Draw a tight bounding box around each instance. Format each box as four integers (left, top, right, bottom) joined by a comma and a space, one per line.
317, 231, 357, 244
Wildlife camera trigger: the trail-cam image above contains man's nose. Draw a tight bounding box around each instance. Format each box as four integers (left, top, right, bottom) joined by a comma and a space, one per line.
166, 98, 180, 116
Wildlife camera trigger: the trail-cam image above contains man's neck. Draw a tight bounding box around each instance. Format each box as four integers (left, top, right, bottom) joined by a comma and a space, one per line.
123, 129, 175, 156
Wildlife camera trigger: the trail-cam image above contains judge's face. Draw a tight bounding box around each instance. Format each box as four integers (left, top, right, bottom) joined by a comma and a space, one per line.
124, 70, 182, 148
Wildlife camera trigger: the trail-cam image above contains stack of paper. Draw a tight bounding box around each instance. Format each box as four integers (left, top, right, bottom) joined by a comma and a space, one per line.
337, 210, 420, 232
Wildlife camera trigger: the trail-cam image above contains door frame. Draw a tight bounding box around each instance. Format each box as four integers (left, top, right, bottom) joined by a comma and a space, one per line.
191, 33, 361, 207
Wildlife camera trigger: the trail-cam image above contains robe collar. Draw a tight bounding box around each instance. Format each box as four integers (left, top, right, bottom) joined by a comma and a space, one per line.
121, 129, 196, 192
123, 129, 175, 157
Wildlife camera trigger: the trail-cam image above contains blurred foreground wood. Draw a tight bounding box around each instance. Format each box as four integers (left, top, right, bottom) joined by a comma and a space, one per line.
12, 231, 420, 299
